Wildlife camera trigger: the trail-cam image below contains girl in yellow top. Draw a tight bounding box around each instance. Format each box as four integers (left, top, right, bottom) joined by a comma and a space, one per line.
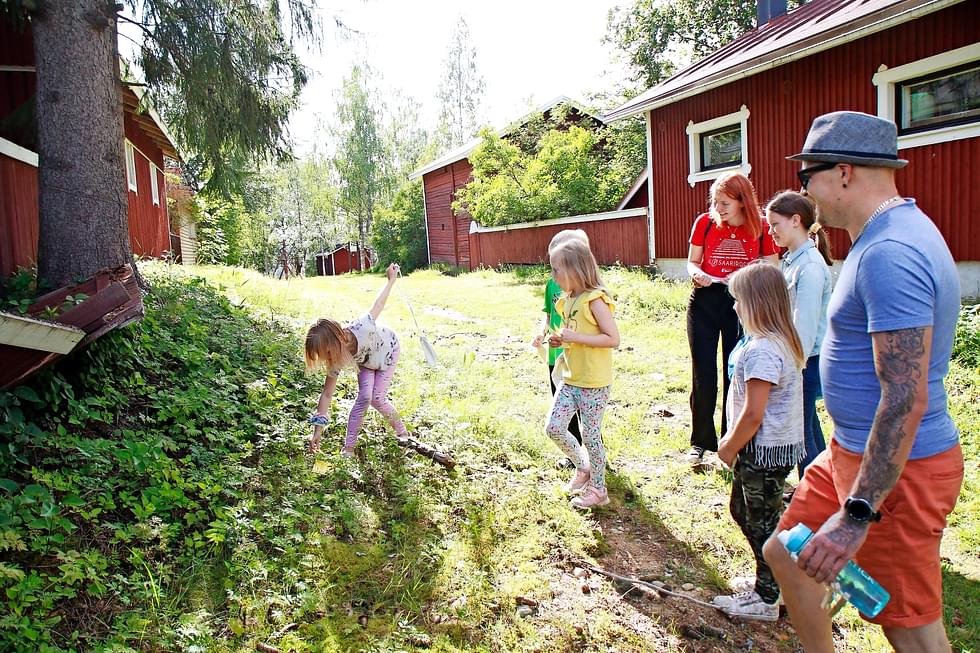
545, 238, 619, 509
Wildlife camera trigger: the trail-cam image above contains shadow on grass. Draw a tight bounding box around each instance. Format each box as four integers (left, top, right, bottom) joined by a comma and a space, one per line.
289, 434, 489, 651
592, 467, 803, 652
942, 563, 980, 652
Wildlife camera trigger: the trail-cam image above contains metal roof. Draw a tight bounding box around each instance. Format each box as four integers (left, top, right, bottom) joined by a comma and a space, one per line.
604, 0, 963, 121
408, 95, 603, 180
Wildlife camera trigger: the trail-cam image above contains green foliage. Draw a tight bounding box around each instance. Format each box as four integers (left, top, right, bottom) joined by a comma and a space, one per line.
0, 266, 42, 315
372, 180, 427, 273
4, 263, 976, 652
605, 0, 806, 89
952, 304, 980, 370
453, 123, 642, 227
334, 65, 391, 256
0, 267, 87, 318
0, 264, 323, 650
193, 199, 231, 265
125, 0, 318, 196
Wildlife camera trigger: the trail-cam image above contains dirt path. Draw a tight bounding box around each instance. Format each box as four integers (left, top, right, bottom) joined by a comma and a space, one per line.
592, 453, 803, 652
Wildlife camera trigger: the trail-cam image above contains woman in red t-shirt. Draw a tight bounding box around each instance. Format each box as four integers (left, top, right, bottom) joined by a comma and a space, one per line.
685, 172, 778, 465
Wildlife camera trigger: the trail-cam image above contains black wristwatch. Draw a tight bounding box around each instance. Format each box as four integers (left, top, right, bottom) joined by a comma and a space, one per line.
844, 497, 881, 523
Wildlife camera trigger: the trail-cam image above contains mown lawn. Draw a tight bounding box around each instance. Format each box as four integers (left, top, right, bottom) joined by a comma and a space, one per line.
186, 263, 978, 653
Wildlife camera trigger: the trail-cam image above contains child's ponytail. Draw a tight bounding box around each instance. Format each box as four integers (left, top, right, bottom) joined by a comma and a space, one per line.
767, 191, 832, 266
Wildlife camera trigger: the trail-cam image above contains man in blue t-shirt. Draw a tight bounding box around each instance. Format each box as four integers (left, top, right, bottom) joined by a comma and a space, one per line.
763, 112, 963, 652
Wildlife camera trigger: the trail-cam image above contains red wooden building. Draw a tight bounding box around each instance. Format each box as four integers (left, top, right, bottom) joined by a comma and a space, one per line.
409, 96, 606, 269
314, 244, 371, 276
0, 19, 179, 278
466, 173, 651, 268
606, 0, 980, 296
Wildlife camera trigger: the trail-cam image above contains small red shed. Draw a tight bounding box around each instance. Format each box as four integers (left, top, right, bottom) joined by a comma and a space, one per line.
0, 19, 180, 278
314, 244, 372, 276
408, 96, 606, 269
606, 0, 980, 296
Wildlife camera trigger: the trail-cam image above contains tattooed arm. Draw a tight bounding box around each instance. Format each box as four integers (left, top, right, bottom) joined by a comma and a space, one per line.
795, 326, 931, 584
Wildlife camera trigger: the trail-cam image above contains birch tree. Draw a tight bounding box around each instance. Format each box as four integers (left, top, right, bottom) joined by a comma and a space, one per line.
332, 66, 391, 270
435, 17, 485, 149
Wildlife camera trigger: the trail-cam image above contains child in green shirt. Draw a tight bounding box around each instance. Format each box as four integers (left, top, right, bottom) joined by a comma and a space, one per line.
532, 231, 589, 449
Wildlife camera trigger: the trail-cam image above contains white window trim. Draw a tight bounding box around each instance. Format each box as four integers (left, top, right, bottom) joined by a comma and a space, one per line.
150, 166, 160, 206
685, 105, 751, 187
125, 141, 138, 193
872, 42, 980, 150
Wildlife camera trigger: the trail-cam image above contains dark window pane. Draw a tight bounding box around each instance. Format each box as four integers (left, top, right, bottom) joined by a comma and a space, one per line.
900, 63, 980, 130
700, 126, 741, 170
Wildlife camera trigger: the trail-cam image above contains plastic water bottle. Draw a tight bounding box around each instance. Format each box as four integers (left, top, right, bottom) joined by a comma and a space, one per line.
778, 523, 890, 618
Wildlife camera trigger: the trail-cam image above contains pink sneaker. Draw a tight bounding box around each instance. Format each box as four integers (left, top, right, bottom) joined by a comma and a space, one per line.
564, 469, 591, 493
571, 485, 609, 509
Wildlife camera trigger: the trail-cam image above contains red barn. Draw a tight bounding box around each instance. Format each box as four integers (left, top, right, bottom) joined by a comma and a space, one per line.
314, 244, 372, 276
409, 96, 606, 269
0, 19, 179, 278
606, 0, 980, 296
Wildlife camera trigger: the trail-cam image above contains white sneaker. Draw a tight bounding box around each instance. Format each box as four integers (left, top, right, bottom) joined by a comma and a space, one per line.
685, 446, 705, 465
714, 590, 779, 622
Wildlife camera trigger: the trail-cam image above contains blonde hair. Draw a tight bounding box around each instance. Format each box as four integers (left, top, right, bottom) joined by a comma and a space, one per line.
305, 318, 354, 372
549, 238, 603, 293
548, 228, 590, 255
727, 263, 805, 368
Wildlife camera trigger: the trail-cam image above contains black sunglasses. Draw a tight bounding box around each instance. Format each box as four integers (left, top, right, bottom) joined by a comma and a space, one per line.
797, 162, 838, 189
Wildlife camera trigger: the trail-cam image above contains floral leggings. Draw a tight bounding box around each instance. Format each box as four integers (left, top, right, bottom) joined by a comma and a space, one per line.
346, 342, 408, 449
545, 383, 611, 489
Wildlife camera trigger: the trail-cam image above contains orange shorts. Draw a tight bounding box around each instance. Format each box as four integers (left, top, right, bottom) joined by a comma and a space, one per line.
779, 440, 964, 629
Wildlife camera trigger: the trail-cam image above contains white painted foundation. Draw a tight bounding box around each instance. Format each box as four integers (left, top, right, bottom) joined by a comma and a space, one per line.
653, 258, 980, 300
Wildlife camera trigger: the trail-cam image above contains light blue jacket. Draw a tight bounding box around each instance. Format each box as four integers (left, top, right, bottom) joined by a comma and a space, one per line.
781, 240, 832, 358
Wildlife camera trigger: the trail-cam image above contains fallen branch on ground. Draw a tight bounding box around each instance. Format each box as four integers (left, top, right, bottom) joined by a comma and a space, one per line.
255, 643, 280, 653
398, 435, 456, 470
580, 561, 725, 612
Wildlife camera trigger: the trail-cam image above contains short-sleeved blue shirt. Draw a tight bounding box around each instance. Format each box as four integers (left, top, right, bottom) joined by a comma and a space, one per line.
820, 200, 960, 460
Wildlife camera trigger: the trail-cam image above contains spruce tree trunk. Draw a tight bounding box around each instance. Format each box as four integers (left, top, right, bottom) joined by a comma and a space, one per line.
33, 1, 133, 289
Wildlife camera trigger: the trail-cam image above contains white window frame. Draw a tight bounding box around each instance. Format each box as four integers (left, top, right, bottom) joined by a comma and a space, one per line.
872, 42, 980, 150
685, 105, 751, 187
124, 141, 138, 193
150, 165, 160, 206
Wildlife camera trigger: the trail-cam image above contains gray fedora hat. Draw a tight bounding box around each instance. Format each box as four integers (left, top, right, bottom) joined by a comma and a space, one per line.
787, 111, 908, 168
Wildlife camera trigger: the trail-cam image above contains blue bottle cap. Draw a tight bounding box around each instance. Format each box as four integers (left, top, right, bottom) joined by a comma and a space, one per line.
777, 523, 813, 554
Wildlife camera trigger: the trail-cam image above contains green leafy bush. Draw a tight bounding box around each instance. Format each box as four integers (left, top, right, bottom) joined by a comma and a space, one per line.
372, 180, 428, 273
952, 303, 980, 370
0, 264, 329, 651
453, 123, 644, 228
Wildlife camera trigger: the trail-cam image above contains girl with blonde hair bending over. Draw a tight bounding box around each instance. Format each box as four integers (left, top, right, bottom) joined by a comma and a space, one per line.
545, 238, 620, 509
305, 263, 410, 457
712, 263, 806, 621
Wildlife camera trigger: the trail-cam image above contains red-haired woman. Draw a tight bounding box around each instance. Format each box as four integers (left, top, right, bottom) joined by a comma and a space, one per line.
686, 172, 778, 466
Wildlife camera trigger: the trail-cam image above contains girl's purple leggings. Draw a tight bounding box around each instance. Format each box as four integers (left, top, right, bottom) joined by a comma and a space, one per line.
345, 343, 408, 448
